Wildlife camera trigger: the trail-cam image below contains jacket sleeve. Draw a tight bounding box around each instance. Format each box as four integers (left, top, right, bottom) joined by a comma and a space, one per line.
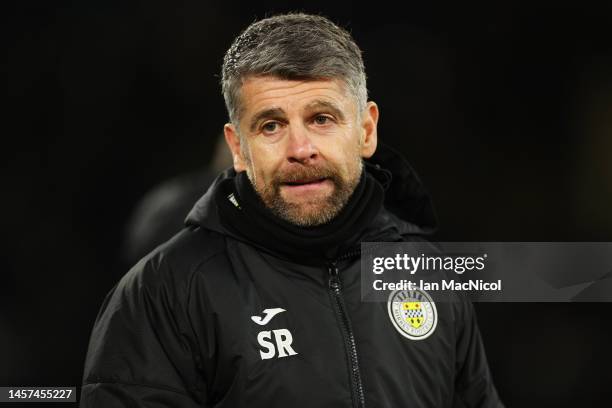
452, 299, 504, 408
81, 255, 207, 407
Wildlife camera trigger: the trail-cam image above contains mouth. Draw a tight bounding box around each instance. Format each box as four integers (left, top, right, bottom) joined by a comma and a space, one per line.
280, 178, 332, 195
283, 178, 327, 186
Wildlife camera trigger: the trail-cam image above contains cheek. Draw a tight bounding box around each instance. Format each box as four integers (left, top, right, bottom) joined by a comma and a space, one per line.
332, 138, 362, 168
248, 146, 283, 179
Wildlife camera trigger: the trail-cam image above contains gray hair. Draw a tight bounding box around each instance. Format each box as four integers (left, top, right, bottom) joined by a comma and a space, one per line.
221, 13, 368, 125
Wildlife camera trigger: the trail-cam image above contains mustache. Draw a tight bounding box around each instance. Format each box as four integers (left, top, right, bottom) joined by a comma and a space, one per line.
274, 165, 339, 184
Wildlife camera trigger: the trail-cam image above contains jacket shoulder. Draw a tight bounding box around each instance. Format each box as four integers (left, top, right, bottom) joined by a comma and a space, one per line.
83, 227, 226, 395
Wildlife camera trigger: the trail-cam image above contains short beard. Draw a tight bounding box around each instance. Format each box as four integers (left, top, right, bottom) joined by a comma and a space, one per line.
247, 160, 363, 227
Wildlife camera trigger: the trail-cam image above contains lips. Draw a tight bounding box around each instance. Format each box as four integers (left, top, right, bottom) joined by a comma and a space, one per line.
283, 178, 327, 186
280, 178, 332, 195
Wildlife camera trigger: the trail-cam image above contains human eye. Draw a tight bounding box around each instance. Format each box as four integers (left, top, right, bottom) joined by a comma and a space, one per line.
313, 114, 334, 126
261, 121, 281, 135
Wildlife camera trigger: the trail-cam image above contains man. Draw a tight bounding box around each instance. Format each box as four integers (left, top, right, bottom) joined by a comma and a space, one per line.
81, 13, 503, 407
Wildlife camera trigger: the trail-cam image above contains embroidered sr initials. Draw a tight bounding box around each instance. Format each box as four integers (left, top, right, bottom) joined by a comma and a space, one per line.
257, 329, 298, 360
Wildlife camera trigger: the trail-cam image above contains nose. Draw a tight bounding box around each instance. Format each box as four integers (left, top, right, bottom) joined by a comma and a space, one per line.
286, 124, 318, 164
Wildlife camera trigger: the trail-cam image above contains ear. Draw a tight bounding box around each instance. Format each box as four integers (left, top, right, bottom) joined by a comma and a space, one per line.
360, 101, 379, 159
224, 123, 247, 172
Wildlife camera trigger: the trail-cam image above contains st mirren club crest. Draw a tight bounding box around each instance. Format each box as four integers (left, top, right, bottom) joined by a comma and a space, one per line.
387, 289, 438, 340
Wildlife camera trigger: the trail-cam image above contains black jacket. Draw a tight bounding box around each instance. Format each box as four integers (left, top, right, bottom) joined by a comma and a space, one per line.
81, 146, 503, 407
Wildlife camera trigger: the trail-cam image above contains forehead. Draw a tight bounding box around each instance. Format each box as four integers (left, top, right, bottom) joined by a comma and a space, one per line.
238, 76, 355, 116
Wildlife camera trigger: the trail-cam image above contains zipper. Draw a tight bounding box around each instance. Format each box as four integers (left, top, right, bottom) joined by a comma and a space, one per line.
327, 252, 366, 408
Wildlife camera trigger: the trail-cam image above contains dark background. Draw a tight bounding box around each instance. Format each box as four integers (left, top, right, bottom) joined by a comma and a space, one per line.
3, 1, 612, 407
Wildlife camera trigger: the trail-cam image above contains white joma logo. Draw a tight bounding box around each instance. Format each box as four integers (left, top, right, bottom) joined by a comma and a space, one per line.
251, 308, 286, 326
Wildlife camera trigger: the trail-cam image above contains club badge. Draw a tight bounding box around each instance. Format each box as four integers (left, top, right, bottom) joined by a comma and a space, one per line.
387, 288, 437, 340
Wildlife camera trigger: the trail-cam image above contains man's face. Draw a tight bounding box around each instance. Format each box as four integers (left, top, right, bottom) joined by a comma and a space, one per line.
224, 76, 378, 226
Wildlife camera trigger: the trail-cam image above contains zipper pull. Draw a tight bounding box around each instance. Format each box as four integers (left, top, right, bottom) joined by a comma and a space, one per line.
328, 262, 341, 290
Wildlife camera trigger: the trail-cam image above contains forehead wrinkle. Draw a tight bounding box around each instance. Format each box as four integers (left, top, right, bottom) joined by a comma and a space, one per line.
244, 76, 339, 92
249, 87, 344, 106
243, 78, 346, 103
247, 89, 346, 115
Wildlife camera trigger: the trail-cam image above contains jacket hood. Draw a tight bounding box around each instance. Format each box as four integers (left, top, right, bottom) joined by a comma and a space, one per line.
185, 143, 437, 238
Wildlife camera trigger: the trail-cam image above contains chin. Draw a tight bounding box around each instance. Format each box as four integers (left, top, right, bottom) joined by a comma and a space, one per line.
284, 204, 339, 226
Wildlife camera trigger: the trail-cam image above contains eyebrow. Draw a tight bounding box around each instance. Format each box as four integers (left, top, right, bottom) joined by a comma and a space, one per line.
247, 100, 347, 132
304, 100, 346, 122
249, 108, 286, 132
